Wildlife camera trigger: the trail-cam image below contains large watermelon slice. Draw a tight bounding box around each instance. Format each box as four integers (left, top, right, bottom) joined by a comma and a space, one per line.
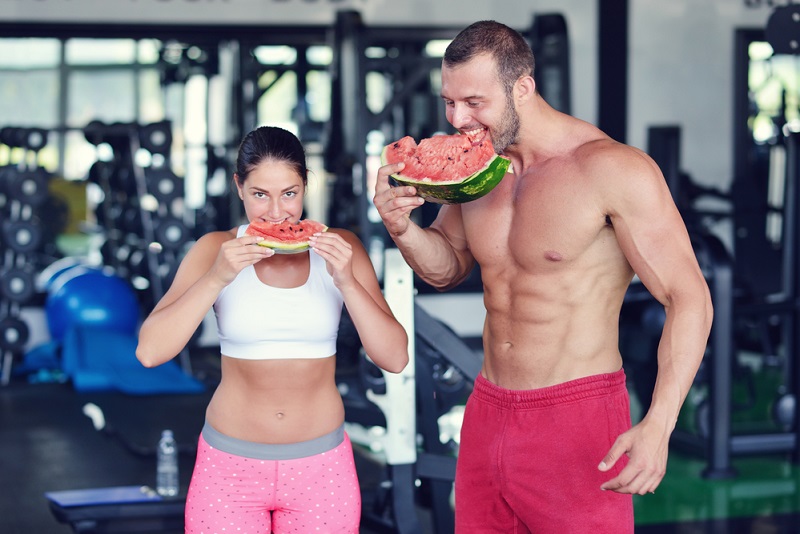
245, 219, 327, 253
380, 132, 510, 204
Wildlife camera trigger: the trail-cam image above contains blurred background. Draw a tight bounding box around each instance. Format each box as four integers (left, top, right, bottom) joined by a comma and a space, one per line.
1, 1, 800, 532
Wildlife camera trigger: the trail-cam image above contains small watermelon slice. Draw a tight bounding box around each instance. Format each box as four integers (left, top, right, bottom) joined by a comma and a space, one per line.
380, 132, 510, 204
245, 219, 328, 253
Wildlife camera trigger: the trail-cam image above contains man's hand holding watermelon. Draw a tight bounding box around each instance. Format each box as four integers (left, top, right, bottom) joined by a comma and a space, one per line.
374, 161, 424, 239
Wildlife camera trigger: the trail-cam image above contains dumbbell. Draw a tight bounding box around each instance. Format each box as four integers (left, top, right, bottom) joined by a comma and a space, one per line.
23, 128, 48, 152
87, 160, 115, 186
0, 267, 36, 304
146, 168, 183, 203
0, 316, 29, 353
139, 121, 172, 155
153, 217, 191, 251
6, 168, 51, 207
2, 220, 44, 254
0, 127, 49, 151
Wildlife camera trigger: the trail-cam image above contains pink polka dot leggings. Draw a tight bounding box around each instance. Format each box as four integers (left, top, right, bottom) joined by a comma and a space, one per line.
185, 422, 361, 533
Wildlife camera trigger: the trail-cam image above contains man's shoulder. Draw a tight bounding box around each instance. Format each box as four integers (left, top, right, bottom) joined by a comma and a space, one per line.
574, 136, 656, 180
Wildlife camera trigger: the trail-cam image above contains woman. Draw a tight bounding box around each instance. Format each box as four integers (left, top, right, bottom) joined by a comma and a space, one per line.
136, 125, 409, 533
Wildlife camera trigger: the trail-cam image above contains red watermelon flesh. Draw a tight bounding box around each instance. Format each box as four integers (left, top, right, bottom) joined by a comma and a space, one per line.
381, 131, 510, 204
245, 219, 327, 252
383, 133, 497, 183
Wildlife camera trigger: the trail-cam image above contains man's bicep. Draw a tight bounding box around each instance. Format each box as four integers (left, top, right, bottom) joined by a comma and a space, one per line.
611, 170, 700, 303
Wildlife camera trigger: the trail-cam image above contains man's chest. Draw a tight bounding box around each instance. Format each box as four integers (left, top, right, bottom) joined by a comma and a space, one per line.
462, 173, 612, 270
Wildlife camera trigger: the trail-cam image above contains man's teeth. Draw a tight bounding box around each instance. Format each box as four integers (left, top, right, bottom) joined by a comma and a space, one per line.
465, 128, 485, 136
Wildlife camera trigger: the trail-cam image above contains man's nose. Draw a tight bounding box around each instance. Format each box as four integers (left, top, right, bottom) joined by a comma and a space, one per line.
450, 103, 472, 129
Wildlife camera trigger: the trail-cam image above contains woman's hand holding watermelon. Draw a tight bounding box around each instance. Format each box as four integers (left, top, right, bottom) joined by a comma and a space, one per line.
212, 234, 274, 285
308, 231, 355, 290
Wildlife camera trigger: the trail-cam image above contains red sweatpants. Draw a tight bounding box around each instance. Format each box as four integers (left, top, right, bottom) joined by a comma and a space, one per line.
454, 369, 634, 534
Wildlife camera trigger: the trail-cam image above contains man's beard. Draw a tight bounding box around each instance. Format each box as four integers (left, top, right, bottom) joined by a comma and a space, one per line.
491, 95, 520, 155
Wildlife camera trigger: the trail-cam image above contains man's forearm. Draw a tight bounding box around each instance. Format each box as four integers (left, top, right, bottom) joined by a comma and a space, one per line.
648, 293, 713, 429
391, 223, 474, 291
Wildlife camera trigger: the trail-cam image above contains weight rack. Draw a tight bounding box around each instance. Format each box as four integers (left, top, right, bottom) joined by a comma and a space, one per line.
83, 120, 196, 374
0, 127, 60, 385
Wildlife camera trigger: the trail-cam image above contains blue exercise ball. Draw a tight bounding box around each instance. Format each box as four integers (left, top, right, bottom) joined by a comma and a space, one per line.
45, 266, 140, 342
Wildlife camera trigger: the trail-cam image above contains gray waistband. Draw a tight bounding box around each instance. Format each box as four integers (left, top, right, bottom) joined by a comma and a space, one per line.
201, 422, 345, 460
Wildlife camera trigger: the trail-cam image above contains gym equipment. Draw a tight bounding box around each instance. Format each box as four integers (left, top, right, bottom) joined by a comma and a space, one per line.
80, 120, 197, 376
153, 217, 190, 251
0, 316, 29, 353
46, 486, 185, 534
528, 13, 571, 115
61, 325, 205, 394
0, 267, 36, 303
5, 168, 50, 207
45, 267, 140, 343
641, 113, 800, 478
356, 248, 422, 533
46, 401, 200, 531
2, 219, 44, 254
0, 126, 48, 151
145, 168, 183, 203
0, 126, 55, 385
36, 256, 90, 293
766, 4, 800, 55
342, 248, 480, 533
138, 121, 172, 155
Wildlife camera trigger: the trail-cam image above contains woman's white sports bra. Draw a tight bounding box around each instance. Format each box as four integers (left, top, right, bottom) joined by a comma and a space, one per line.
213, 225, 344, 360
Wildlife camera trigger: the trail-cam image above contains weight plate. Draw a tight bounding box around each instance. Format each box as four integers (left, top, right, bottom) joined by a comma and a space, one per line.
0, 268, 36, 303
139, 121, 172, 155
23, 128, 48, 151
87, 160, 115, 186
154, 217, 190, 250
0, 316, 30, 353
8, 168, 50, 207
0, 166, 18, 195
2, 220, 44, 253
122, 207, 144, 235
146, 168, 183, 202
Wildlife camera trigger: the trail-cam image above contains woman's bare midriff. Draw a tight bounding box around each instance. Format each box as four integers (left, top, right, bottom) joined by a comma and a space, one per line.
205, 355, 345, 444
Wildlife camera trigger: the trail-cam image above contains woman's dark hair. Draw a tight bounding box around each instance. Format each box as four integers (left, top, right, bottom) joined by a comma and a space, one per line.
443, 21, 535, 98
234, 126, 308, 186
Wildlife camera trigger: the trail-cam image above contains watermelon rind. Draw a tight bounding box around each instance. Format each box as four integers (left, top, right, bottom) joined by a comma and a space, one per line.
255, 241, 312, 253
247, 221, 328, 252
380, 145, 510, 205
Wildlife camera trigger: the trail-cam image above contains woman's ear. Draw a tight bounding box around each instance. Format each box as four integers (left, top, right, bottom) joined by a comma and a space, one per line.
233, 174, 243, 200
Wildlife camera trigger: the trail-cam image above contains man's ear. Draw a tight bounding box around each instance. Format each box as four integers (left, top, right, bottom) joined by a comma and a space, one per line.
515, 75, 536, 104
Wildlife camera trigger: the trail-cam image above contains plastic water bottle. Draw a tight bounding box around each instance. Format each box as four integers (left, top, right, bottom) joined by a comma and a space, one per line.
156, 429, 179, 497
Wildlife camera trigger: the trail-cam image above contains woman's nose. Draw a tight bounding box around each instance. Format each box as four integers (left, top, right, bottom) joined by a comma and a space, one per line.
267, 199, 282, 218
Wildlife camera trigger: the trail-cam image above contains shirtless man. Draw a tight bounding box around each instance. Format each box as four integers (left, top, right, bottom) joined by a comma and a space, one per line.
373, 20, 713, 533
